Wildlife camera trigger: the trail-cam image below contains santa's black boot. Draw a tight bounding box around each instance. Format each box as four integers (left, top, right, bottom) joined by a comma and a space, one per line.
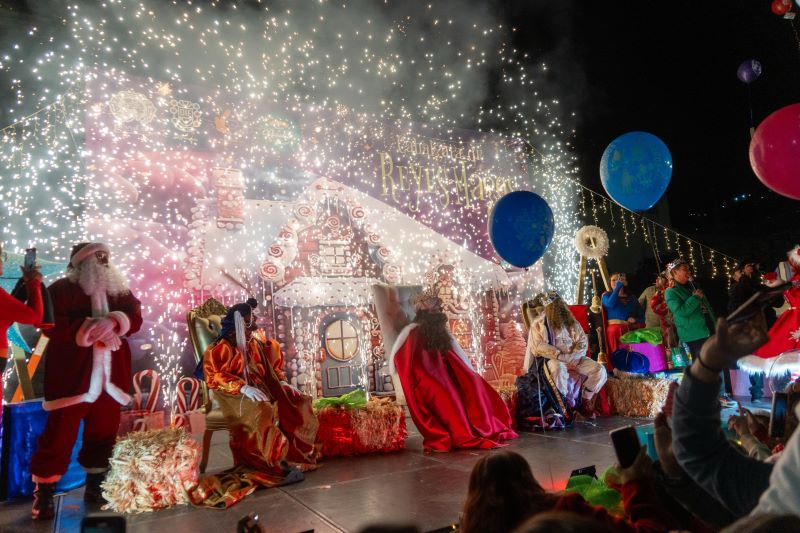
84, 472, 106, 504
31, 482, 56, 520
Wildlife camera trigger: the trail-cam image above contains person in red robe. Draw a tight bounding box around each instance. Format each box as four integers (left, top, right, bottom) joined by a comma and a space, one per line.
388, 291, 517, 452
0, 243, 43, 372
189, 300, 319, 508
650, 272, 677, 352
30, 243, 142, 520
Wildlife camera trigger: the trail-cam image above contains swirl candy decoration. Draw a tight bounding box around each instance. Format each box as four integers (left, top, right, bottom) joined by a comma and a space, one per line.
574, 225, 609, 260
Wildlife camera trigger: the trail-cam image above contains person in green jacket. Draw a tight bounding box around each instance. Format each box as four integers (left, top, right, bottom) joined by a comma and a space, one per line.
664, 259, 715, 357
665, 259, 732, 401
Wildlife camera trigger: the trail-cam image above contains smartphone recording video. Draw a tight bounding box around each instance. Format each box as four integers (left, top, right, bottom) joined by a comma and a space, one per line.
24, 247, 36, 269
770, 392, 788, 439
610, 426, 640, 468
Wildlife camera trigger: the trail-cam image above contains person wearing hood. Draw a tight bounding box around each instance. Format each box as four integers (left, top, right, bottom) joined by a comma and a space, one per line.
190, 299, 319, 508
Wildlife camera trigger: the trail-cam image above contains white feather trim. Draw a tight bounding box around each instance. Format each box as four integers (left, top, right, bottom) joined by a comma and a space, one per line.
737, 356, 773, 374
575, 225, 610, 259
738, 353, 800, 375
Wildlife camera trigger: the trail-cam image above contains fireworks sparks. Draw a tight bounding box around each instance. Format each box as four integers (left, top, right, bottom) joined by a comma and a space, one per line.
0, 1, 579, 394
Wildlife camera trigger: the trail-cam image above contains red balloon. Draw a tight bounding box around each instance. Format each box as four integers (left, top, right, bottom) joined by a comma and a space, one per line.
750, 103, 800, 200
772, 0, 792, 15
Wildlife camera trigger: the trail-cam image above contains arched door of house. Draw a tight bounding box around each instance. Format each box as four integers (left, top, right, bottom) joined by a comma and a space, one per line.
320, 313, 363, 397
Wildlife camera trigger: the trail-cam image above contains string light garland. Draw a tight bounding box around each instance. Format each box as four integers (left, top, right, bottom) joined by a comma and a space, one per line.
523, 142, 738, 281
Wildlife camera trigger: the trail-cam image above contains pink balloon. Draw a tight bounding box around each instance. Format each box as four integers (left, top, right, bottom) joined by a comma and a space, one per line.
749, 103, 800, 200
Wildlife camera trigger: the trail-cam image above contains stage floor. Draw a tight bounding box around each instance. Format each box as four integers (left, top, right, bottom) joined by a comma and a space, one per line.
1, 414, 658, 533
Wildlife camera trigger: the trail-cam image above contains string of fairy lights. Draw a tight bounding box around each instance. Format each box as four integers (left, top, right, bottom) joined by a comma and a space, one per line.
521, 142, 739, 283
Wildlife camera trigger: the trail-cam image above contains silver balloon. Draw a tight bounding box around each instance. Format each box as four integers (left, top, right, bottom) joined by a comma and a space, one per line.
767, 350, 800, 393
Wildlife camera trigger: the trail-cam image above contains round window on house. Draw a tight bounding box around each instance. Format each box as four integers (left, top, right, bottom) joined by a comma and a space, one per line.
324, 319, 359, 361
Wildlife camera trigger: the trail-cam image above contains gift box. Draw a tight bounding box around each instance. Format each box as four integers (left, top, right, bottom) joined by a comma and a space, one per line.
173, 377, 206, 435
605, 376, 672, 418
1, 399, 85, 500
118, 370, 166, 436
626, 342, 668, 373
102, 427, 201, 514
316, 397, 407, 458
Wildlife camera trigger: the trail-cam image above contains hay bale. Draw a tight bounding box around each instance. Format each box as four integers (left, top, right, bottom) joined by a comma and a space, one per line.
102, 427, 201, 514
606, 376, 672, 418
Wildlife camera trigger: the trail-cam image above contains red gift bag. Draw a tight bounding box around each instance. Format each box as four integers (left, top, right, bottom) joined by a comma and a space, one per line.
173, 377, 205, 435
118, 370, 166, 436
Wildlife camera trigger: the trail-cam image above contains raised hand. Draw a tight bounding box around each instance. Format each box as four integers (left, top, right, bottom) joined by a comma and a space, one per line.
699, 317, 768, 372
20, 265, 42, 283
606, 447, 654, 487
653, 412, 683, 479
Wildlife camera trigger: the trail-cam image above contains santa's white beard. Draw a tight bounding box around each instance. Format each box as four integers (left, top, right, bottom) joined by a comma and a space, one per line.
68, 258, 130, 297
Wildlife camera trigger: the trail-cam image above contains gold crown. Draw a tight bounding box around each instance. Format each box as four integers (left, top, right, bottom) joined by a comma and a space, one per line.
411, 287, 441, 309
531, 290, 561, 308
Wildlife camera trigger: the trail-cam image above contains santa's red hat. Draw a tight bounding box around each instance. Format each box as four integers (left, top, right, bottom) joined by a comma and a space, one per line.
69, 242, 110, 268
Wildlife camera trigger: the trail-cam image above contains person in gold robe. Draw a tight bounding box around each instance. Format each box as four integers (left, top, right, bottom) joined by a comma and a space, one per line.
189, 299, 319, 508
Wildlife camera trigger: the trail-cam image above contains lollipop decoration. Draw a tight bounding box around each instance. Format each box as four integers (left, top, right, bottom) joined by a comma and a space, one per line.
574, 225, 611, 305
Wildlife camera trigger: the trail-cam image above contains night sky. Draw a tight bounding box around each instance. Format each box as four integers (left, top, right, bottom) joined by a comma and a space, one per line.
507, 0, 800, 269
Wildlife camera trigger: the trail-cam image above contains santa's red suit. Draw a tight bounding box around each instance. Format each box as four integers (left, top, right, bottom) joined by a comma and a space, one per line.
739, 245, 800, 374
30, 243, 142, 486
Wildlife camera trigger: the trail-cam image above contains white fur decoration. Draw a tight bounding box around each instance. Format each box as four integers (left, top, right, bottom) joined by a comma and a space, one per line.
738, 355, 773, 374
788, 245, 800, 268
738, 351, 800, 375
574, 225, 610, 259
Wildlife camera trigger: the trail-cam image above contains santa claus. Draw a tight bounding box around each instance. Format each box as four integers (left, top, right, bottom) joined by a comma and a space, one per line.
30, 242, 142, 520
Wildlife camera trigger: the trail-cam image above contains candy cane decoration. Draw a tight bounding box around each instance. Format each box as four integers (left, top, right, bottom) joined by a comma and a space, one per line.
174, 376, 201, 427
132, 369, 161, 412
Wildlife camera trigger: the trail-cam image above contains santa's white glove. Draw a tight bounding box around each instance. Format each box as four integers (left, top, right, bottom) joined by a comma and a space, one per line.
96, 330, 122, 351
241, 385, 269, 402
76, 317, 118, 348
88, 317, 117, 342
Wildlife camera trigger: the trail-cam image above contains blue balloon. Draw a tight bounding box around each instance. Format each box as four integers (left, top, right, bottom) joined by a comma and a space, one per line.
600, 131, 673, 212
489, 191, 554, 268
